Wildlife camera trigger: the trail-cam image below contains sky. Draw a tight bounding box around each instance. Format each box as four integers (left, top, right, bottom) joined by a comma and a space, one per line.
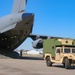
0, 0, 75, 50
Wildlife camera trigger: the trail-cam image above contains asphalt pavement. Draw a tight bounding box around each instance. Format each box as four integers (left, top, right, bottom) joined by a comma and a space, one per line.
0, 55, 75, 75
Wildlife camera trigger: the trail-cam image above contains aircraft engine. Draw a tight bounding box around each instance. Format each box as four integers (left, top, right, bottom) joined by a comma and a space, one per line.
32, 38, 43, 49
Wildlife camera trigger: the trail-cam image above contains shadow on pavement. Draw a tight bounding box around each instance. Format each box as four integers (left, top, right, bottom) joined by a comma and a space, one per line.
20, 56, 44, 60
53, 65, 75, 70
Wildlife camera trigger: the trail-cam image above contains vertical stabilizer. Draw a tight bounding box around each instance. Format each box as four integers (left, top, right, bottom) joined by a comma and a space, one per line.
12, 0, 27, 13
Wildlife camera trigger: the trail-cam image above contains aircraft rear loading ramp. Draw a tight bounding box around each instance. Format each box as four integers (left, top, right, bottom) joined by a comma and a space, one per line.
43, 38, 75, 69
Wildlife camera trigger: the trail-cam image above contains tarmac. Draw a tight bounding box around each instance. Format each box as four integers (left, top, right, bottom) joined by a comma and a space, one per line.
0, 55, 75, 75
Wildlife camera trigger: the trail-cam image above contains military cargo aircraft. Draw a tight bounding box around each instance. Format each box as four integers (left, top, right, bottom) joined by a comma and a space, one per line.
0, 0, 34, 57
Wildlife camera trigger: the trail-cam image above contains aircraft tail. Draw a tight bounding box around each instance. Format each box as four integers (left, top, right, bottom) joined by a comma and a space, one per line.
12, 0, 27, 13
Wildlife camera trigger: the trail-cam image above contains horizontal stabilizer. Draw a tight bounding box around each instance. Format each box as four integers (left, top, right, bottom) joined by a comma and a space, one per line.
0, 24, 16, 33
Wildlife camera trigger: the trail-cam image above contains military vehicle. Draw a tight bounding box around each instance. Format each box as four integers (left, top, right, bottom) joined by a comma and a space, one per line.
43, 38, 75, 69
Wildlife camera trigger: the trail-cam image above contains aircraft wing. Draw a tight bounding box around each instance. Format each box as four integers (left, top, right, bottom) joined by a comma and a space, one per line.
28, 34, 69, 49
28, 34, 65, 40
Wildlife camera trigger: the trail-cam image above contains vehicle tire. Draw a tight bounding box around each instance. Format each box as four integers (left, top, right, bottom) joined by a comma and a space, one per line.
63, 63, 65, 67
46, 57, 52, 66
64, 58, 70, 69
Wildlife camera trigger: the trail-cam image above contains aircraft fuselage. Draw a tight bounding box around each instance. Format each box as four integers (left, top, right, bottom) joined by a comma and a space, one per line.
0, 13, 34, 51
